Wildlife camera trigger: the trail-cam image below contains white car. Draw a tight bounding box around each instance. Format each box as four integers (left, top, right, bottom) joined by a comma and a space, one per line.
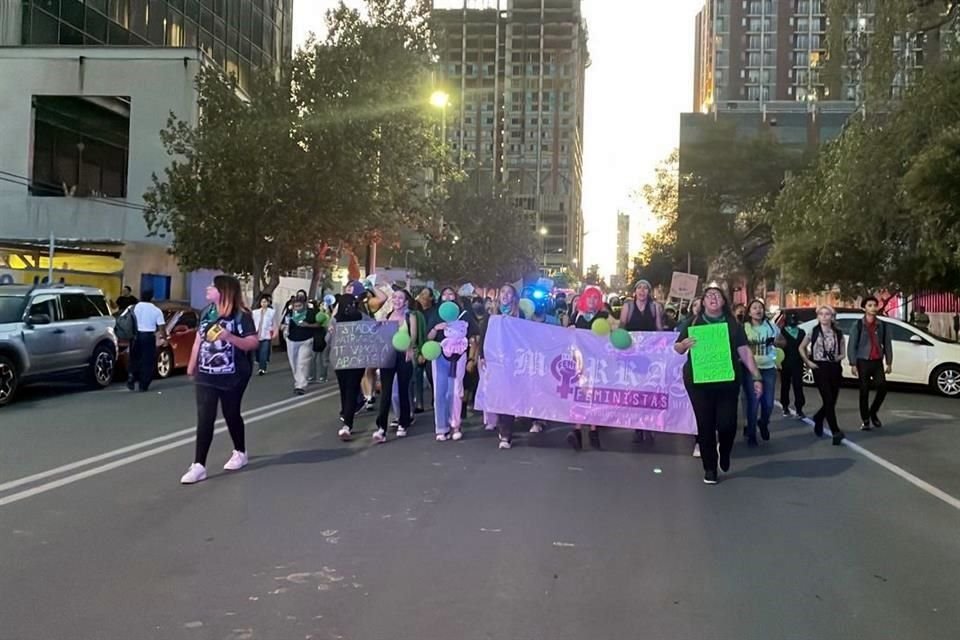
798, 314, 960, 398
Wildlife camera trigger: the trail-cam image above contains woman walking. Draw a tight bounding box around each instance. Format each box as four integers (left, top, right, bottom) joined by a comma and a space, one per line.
620, 279, 664, 331
283, 293, 319, 395
426, 296, 473, 442
373, 289, 418, 443
330, 293, 366, 441
675, 284, 763, 484
252, 294, 276, 375
181, 275, 259, 485
479, 284, 524, 448
567, 286, 610, 451
742, 299, 780, 446
799, 306, 846, 446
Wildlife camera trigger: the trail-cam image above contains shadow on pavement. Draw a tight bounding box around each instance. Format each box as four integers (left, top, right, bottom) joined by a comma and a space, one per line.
734, 457, 855, 479
246, 447, 357, 469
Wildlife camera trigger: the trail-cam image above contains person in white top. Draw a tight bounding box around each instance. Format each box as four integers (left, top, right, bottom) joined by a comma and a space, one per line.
252, 294, 277, 375
127, 289, 167, 392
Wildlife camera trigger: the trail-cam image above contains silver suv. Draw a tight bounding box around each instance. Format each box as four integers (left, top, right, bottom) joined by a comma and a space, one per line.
0, 284, 117, 407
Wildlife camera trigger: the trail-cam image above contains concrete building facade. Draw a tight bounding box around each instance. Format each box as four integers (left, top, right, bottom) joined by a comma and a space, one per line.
431, 0, 589, 274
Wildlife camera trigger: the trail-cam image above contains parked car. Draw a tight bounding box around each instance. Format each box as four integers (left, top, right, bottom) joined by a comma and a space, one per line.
116, 303, 199, 379
775, 306, 861, 328
0, 283, 117, 407
798, 313, 960, 397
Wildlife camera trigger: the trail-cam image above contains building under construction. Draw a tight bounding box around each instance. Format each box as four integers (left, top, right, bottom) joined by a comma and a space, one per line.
432, 0, 589, 274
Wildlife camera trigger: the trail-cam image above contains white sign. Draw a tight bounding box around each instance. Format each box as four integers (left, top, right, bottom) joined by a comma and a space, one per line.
669, 272, 699, 300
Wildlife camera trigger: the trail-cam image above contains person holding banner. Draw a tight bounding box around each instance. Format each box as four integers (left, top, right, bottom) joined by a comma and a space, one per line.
567, 286, 610, 451
479, 284, 524, 448
675, 283, 763, 485
742, 299, 780, 446
330, 293, 366, 441
373, 289, 418, 444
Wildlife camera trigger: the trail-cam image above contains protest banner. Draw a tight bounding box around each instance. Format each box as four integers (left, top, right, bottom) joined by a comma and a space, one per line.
475, 316, 696, 433
668, 271, 699, 301
329, 321, 397, 370
687, 323, 735, 383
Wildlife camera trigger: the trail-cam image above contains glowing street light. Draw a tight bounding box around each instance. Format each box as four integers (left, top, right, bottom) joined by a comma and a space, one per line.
539, 226, 548, 236
429, 90, 450, 108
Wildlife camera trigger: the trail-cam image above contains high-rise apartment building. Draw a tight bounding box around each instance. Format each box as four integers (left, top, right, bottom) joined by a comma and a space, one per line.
431, 0, 589, 273
692, 0, 945, 113
615, 211, 629, 286
9, 0, 294, 90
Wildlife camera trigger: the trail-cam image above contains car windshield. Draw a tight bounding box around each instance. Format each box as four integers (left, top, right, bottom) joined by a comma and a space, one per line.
0, 295, 25, 323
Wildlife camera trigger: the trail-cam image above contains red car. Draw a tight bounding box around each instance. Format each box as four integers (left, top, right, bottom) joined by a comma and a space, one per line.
117, 303, 199, 379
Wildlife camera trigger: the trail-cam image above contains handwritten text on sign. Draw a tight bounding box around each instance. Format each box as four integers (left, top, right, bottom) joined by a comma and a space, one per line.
688, 322, 735, 383
330, 321, 396, 370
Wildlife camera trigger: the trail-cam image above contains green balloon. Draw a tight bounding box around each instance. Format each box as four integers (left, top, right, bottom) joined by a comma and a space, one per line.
775, 347, 786, 367
610, 328, 633, 350
591, 317, 611, 336
439, 301, 460, 323
518, 298, 535, 318
392, 331, 411, 351
421, 340, 442, 361
315, 311, 329, 327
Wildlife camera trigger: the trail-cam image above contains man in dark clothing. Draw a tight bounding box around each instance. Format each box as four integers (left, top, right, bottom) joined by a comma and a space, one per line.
778, 312, 806, 418
116, 286, 138, 312
847, 296, 894, 430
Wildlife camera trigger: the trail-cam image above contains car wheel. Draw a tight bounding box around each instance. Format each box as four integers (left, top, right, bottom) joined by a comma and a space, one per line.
156, 348, 174, 379
931, 364, 960, 398
802, 366, 815, 386
0, 355, 19, 407
88, 343, 116, 389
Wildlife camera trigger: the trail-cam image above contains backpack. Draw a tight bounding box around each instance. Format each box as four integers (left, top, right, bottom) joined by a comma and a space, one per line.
115, 305, 138, 340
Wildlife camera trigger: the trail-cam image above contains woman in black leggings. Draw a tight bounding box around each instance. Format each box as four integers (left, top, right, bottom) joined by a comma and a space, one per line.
181, 275, 259, 485
330, 292, 366, 441
373, 288, 418, 443
799, 305, 846, 446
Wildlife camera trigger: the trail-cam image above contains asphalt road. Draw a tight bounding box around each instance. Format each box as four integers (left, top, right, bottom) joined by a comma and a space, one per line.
1, 366, 959, 640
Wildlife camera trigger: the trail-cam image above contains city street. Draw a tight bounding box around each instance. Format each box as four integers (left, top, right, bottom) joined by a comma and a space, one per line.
2, 368, 959, 639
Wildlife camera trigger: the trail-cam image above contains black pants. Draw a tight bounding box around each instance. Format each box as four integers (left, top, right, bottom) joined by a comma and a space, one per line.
687, 383, 739, 473
779, 360, 806, 412
378, 354, 413, 429
336, 368, 365, 428
129, 332, 157, 391
812, 361, 842, 434
194, 382, 247, 466
856, 358, 887, 421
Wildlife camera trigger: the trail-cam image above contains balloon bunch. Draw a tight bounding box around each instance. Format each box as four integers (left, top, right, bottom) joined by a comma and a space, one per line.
589, 318, 632, 350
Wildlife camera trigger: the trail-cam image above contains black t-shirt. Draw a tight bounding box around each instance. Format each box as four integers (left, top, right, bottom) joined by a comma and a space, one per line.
196, 307, 256, 389
286, 305, 316, 342
574, 309, 610, 330
675, 312, 748, 388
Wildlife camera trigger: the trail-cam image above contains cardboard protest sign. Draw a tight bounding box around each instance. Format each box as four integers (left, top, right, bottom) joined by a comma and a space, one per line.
329, 321, 396, 370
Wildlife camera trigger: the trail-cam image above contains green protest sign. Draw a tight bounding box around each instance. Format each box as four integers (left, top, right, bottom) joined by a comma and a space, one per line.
688, 322, 735, 383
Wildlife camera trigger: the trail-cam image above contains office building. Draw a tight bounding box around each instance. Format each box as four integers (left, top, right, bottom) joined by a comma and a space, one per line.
693, 0, 946, 114
0, 1, 293, 302
431, 0, 589, 273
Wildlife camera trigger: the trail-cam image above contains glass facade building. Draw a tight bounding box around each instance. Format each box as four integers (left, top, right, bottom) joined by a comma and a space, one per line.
19, 0, 293, 89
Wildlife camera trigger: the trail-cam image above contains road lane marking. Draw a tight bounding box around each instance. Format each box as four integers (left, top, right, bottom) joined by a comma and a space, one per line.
0, 389, 338, 499
779, 403, 960, 512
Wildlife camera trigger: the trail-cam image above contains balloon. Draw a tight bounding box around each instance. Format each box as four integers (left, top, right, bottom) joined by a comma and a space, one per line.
323, 294, 336, 307
518, 298, 535, 318
591, 318, 611, 337
439, 301, 460, 323
392, 331, 411, 351
315, 311, 329, 327
610, 328, 633, 350
421, 340, 442, 361
775, 347, 785, 368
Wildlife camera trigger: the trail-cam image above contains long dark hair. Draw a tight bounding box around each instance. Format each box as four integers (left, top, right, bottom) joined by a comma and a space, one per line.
335, 293, 362, 322
213, 275, 247, 318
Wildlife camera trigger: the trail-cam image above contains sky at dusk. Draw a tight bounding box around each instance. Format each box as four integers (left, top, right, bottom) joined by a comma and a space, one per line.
293, 0, 703, 277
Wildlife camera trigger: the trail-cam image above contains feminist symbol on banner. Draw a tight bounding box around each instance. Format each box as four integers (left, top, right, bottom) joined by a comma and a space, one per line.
550, 354, 581, 399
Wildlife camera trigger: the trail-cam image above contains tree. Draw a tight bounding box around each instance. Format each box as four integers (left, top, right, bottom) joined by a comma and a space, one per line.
143, 65, 312, 297
144, 0, 449, 297
772, 59, 960, 296
632, 151, 683, 290
412, 191, 538, 286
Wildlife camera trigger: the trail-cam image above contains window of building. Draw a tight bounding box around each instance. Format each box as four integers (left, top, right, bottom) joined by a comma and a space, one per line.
30, 96, 130, 199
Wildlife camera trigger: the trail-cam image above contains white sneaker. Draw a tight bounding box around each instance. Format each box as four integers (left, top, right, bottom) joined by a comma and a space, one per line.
452, 430, 463, 441
498, 437, 512, 450
223, 450, 248, 471
390, 420, 401, 429
338, 426, 353, 441
180, 463, 207, 484
372, 428, 387, 444
484, 423, 496, 431
692, 443, 701, 458
529, 421, 545, 433
436, 433, 449, 442
396, 426, 408, 438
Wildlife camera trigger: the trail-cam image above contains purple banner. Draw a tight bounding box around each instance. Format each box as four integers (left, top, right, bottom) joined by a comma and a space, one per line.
475, 316, 696, 433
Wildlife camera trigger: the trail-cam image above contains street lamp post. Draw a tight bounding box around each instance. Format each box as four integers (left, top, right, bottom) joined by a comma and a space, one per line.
539, 226, 548, 273
430, 90, 450, 151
